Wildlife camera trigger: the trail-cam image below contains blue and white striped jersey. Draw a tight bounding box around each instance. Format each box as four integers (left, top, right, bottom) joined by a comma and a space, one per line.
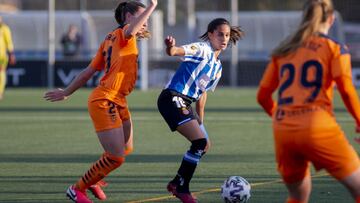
165, 42, 222, 101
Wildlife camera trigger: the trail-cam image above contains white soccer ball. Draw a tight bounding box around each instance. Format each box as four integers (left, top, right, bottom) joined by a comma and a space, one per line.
221, 176, 251, 203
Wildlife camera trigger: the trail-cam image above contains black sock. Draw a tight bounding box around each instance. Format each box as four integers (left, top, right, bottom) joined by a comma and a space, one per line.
174, 159, 197, 193
172, 138, 207, 193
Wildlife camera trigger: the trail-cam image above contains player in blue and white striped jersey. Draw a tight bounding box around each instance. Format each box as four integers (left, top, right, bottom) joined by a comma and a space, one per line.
165, 41, 223, 100
157, 18, 244, 203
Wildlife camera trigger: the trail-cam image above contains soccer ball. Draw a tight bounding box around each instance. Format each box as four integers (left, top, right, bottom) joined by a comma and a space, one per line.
221, 176, 251, 203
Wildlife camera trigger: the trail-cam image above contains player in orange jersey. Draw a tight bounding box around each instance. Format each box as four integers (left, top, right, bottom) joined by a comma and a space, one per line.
44, 1, 158, 203
257, 0, 360, 203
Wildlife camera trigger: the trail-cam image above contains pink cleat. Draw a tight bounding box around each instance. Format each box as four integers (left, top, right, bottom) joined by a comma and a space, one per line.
66, 185, 93, 203
167, 182, 197, 203
89, 180, 108, 200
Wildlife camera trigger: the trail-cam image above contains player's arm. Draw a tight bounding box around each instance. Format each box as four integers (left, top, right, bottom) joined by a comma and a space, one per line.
124, 0, 157, 39
164, 35, 185, 56
4, 26, 15, 65
257, 58, 279, 117
335, 76, 360, 132
331, 46, 360, 133
257, 85, 277, 117
44, 66, 97, 102
196, 92, 207, 124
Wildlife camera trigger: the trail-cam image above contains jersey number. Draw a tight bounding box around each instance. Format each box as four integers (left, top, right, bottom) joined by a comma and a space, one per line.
278, 60, 323, 105
105, 46, 113, 73
172, 96, 187, 108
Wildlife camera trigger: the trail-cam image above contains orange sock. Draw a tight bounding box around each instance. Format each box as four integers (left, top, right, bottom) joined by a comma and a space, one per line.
75, 152, 124, 191
286, 197, 304, 203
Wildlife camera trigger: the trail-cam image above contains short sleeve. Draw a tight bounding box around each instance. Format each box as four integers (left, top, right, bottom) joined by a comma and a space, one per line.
89, 42, 105, 71
331, 44, 352, 79
182, 42, 201, 56
259, 58, 279, 89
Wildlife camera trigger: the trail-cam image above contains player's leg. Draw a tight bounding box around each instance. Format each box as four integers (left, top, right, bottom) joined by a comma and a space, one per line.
110, 103, 133, 156
67, 100, 126, 203
308, 128, 360, 202
0, 64, 6, 100
85, 128, 125, 201
340, 168, 360, 202
174, 119, 207, 189
123, 119, 133, 155
87, 105, 133, 201
120, 105, 133, 156
158, 90, 206, 202
166, 120, 206, 203
285, 174, 312, 203
274, 129, 311, 203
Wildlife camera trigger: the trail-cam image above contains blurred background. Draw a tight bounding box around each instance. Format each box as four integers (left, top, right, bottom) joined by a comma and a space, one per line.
1, 0, 360, 89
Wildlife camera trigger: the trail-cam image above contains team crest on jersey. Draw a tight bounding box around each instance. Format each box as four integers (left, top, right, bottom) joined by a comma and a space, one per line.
181, 107, 189, 115
186, 45, 198, 55
190, 45, 197, 50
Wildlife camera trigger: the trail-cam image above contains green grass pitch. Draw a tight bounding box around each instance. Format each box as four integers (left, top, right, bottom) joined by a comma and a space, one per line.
0, 88, 357, 202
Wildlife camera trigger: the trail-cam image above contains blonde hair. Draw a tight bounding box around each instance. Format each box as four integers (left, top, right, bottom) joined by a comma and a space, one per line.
271, 0, 334, 57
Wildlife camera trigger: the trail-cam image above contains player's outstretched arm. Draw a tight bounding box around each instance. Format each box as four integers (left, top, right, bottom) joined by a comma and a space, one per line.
43, 66, 97, 102
164, 35, 185, 56
125, 0, 157, 39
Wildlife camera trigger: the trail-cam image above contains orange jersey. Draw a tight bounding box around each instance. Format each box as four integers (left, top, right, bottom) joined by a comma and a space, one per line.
88, 26, 138, 106
259, 34, 358, 131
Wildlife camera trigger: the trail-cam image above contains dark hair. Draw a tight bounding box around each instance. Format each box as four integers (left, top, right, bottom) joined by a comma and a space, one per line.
115, 0, 146, 26
199, 18, 244, 46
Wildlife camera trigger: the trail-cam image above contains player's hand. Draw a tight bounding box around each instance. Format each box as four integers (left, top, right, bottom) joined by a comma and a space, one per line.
164, 35, 176, 48
43, 88, 68, 102
150, 0, 158, 6
9, 54, 16, 65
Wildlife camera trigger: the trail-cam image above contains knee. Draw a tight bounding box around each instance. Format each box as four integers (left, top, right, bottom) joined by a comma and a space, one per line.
190, 138, 207, 156
103, 152, 125, 168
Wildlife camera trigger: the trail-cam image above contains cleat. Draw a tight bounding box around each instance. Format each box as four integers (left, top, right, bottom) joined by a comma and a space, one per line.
89, 180, 107, 200
66, 185, 93, 203
167, 182, 197, 203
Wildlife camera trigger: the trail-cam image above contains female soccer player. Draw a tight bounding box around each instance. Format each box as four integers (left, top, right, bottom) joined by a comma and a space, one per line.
157, 18, 244, 203
257, 0, 360, 202
44, 1, 157, 203
0, 16, 16, 100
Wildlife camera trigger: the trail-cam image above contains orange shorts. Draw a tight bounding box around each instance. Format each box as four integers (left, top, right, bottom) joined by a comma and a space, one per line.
274, 127, 360, 183
88, 99, 131, 132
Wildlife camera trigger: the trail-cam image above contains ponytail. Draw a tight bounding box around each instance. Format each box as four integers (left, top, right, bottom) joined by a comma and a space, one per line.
271, 0, 334, 57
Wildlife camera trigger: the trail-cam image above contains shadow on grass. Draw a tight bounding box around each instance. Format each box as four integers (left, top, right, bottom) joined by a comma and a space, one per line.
0, 107, 348, 113
0, 153, 273, 163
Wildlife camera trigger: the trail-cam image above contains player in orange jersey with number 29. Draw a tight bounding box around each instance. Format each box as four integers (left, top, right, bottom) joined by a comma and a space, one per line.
257, 0, 360, 203
44, 1, 158, 203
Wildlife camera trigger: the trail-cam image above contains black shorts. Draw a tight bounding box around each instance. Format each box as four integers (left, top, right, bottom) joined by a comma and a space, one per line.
157, 89, 198, 131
